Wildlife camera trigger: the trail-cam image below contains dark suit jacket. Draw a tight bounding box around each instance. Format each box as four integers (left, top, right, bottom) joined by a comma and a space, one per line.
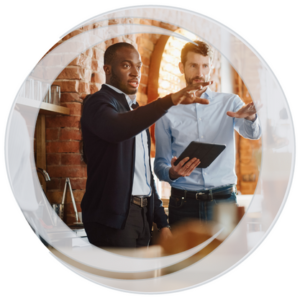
80, 84, 173, 230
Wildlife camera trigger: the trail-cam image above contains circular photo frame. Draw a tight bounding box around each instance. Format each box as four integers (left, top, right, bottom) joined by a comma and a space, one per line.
5, 5, 295, 293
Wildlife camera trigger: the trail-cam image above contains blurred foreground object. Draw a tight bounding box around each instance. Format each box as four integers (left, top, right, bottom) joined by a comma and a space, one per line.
159, 220, 222, 256
158, 203, 244, 256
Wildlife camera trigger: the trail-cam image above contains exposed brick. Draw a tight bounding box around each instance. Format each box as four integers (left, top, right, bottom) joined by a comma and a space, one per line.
138, 46, 152, 58
46, 141, 80, 153
93, 48, 104, 60
65, 178, 86, 190
138, 84, 147, 94
47, 165, 87, 178
61, 154, 82, 165
60, 129, 82, 141
62, 29, 83, 41
95, 42, 107, 51
57, 67, 82, 80
78, 82, 90, 94
93, 21, 109, 28
151, 20, 161, 27
113, 37, 124, 44
52, 80, 79, 93
91, 60, 100, 72
140, 19, 152, 25
65, 202, 82, 213
122, 38, 134, 45
91, 72, 105, 84
47, 153, 61, 165
45, 191, 63, 204
67, 54, 91, 68
46, 178, 61, 190
66, 190, 85, 203
46, 116, 80, 128
60, 93, 82, 103
60, 103, 82, 116
139, 33, 151, 40
131, 42, 138, 50
80, 93, 90, 100
140, 74, 148, 85
82, 24, 93, 31
90, 84, 100, 94
140, 38, 154, 51
46, 128, 59, 141
160, 22, 178, 31
126, 34, 136, 42
85, 48, 93, 58
82, 69, 92, 81
109, 18, 123, 25
126, 18, 134, 24
141, 56, 150, 66
151, 34, 161, 44
141, 65, 149, 75
105, 39, 113, 47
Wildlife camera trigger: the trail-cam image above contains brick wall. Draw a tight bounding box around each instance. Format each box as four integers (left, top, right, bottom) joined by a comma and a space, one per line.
233, 70, 262, 194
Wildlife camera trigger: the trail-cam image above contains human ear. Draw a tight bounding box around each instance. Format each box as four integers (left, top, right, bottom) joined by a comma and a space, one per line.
103, 65, 111, 75
179, 62, 184, 74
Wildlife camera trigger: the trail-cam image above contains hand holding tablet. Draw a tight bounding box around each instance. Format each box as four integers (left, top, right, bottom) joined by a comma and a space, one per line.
169, 142, 226, 180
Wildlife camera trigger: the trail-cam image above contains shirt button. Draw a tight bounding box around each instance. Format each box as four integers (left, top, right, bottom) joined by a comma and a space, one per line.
201, 135, 204, 138
199, 118, 202, 121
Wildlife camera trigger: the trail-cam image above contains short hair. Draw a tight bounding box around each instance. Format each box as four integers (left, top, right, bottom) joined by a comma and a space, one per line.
104, 42, 136, 65
181, 40, 214, 65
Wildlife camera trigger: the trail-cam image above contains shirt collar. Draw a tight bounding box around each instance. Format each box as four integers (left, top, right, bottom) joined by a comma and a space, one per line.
103, 83, 137, 107
203, 87, 212, 100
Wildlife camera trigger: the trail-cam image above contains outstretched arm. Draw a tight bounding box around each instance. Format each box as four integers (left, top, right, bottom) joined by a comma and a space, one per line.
228, 96, 262, 139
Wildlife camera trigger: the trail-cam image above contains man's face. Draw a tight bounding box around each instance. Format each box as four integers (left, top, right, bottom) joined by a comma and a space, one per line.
179, 52, 212, 86
108, 47, 142, 95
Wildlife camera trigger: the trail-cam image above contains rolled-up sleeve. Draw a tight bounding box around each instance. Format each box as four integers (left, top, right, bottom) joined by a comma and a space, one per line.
154, 116, 178, 183
233, 96, 262, 140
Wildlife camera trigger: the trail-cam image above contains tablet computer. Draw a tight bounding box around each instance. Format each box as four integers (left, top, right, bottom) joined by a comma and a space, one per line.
174, 141, 226, 169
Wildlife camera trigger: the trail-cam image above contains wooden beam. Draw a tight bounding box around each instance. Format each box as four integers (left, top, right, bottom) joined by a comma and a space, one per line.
36, 114, 46, 191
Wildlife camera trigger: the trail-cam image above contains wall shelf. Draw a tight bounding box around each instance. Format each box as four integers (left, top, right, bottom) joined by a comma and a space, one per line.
39, 102, 70, 116
17, 97, 70, 116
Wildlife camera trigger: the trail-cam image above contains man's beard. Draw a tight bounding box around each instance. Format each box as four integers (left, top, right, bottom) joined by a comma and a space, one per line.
185, 75, 206, 86
110, 69, 137, 95
110, 69, 122, 90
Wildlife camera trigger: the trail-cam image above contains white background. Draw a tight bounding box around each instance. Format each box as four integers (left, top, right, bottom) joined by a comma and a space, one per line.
1, 0, 299, 299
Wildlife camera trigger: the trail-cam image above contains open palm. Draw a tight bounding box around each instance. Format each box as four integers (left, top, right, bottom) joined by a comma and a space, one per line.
171, 81, 213, 105
227, 102, 259, 119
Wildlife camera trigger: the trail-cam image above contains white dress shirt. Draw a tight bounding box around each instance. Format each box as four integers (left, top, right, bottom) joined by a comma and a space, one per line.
103, 84, 151, 196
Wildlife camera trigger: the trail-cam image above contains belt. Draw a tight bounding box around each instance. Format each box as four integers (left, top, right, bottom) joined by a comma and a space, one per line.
131, 196, 148, 207
171, 185, 236, 202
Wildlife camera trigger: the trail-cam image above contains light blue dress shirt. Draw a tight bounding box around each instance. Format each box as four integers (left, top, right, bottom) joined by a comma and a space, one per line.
154, 88, 262, 191
103, 84, 151, 196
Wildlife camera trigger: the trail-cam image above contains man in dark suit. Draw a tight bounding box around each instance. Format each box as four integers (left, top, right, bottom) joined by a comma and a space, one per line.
80, 42, 211, 248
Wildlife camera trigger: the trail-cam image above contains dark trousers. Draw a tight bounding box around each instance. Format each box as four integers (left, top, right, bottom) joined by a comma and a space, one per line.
84, 202, 150, 248
169, 190, 237, 226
